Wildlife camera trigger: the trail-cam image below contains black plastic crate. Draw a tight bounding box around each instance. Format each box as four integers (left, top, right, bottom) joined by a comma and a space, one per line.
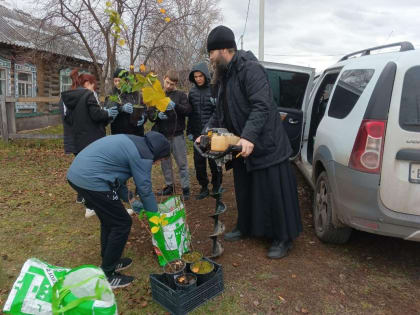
150, 258, 224, 315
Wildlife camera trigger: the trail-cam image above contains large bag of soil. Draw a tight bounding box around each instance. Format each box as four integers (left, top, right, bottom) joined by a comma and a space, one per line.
142, 196, 191, 266
3, 258, 117, 315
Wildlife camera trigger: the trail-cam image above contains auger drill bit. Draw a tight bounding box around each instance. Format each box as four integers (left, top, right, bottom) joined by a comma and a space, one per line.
209, 165, 226, 258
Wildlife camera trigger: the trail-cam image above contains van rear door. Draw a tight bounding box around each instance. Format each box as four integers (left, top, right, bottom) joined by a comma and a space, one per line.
380, 58, 420, 215
262, 61, 315, 159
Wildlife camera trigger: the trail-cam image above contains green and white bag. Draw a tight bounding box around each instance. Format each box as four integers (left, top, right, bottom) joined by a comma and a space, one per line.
143, 196, 191, 266
3, 258, 117, 315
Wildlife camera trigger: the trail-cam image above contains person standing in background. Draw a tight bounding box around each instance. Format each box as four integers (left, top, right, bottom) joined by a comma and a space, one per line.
60, 69, 118, 209
106, 68, 147, 137
147, 70, 192, 200
187, 62, 222, 199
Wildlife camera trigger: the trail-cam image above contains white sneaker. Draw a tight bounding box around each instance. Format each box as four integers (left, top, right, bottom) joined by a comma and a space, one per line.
126, 208, 134, 216
85, 208, 96, 218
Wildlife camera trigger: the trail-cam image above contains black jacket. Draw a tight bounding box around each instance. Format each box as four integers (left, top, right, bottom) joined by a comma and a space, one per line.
105, 88, 145, 136
59, 98, 76, 154
61, 88, 110, 153
186, 62, 217, 137
147, 89, 191, 138
205, 50, 293, 171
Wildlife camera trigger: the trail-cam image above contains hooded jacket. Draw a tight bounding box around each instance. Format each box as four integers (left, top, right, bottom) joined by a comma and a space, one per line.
59, 98, 76, 154
186, 62, 217, 137
105, 87, 145, 136
61, 88, 110, 153
147, 89, 191, 138
67, 132, 170, 212
205, 50, 293, 171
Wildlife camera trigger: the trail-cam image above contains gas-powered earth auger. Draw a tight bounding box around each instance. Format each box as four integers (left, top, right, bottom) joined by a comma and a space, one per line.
193, 128, 242, 258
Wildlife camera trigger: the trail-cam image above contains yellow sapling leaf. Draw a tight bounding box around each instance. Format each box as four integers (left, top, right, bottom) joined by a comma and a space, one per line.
151, 226, 160, 234
149, 216, 160, 225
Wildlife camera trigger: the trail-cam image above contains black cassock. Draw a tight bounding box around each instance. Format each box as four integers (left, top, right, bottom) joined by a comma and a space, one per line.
232, 157, 302, 242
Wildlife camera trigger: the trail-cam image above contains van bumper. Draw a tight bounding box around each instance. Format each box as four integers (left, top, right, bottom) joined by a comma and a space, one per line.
329, 161, 420, 241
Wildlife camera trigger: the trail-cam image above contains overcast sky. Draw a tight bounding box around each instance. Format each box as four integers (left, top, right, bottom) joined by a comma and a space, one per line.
12, 0, 420, 72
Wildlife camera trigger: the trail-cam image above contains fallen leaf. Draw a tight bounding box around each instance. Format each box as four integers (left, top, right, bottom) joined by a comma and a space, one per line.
291, 274, 297, 278
232, 262, 239, 267
301, 308, 309, 313
278, 295, 286, 303
253, 300, 259, 307
141, 301, 148, 308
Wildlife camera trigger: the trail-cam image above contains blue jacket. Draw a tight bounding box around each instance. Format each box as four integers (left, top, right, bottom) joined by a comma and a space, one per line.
67, 132, 170, 212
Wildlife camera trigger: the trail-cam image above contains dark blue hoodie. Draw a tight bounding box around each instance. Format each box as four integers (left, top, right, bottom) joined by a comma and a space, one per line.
67, 132, 170, 212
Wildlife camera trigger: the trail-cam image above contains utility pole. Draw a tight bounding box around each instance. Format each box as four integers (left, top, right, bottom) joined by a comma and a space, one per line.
259, 0, 265, 61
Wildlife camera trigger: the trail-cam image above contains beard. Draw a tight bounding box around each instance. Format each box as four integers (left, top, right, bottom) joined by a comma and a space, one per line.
211, 56, 229, 84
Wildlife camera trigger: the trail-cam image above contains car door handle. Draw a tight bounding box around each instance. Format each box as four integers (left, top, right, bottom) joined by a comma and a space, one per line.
288, 118, 299, 125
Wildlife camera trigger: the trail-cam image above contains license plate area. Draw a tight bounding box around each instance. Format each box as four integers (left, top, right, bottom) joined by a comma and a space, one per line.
409, 162, 420, 183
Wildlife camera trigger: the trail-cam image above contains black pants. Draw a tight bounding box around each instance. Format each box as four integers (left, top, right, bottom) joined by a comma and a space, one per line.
193, 146, 222, 188
68, 180, 132, 276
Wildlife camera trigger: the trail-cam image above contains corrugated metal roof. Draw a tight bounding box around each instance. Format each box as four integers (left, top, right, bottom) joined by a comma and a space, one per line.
0, 5, 94, 62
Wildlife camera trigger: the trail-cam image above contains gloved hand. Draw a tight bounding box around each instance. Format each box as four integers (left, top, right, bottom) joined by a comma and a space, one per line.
122, 103, 133, 114
131, 200, 144, 214
137, 115, 145, 127
106, 106, 119, 119
210, 97, 217, 106
187, 134, 194, 141
158, 112, 168, 120
166, 100, 176, 111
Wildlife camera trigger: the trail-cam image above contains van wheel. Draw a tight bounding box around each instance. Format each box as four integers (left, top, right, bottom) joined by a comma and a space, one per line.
313, 171, 351, 244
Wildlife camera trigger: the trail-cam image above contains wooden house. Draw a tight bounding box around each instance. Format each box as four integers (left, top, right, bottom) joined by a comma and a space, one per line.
0, 4, 99, 115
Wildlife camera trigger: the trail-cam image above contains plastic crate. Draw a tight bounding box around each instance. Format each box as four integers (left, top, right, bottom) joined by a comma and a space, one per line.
150, 258, 224, 315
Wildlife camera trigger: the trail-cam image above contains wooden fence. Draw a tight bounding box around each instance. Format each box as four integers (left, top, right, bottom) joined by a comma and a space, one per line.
1, 95, 106, 142
0, 96, 63, 142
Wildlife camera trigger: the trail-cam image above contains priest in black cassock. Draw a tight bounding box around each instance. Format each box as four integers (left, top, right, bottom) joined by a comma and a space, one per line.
196, 25, 302, 259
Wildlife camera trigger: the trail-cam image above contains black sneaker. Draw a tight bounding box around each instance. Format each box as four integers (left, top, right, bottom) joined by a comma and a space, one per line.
107, 272, 134, 289
157, 185, 174, 196
195, 186, 209, 200
115, 257, 132, 272
211, 185, 225, 195
76, 194, 84, 203
182, 187, 190, 201
224, 226, 243, 242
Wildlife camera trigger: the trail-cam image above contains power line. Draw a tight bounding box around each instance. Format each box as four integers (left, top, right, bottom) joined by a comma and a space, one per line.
239, 0, 251, 50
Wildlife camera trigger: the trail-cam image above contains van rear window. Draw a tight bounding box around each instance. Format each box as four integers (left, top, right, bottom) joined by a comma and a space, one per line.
400, 66, 420, 132
328, 69, 374, 119
265, 69, 310, 109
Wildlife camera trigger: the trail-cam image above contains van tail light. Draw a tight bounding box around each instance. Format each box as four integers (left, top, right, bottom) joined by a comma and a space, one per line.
349, 120, 386, 174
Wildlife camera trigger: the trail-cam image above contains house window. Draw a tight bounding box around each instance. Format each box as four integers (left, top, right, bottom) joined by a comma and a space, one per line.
0, 68, 6, 96
60, 68, 90, 92
60, 68, 72, 92
17, 72, 33, 97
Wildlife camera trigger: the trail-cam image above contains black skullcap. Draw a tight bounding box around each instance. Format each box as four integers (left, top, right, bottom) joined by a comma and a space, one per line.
207, 25, 237, 52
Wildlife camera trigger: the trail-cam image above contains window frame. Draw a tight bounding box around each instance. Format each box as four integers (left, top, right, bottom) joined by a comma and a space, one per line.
327, 68, 375, 120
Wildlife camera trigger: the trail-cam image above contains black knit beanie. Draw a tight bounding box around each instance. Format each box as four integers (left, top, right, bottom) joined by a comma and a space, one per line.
113, 68, 127, 78
207, 25, 237, 52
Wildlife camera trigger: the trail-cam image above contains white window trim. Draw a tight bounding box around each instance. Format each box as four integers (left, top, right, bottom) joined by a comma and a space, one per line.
15, 63, 37, 112
0, 57, 11, 97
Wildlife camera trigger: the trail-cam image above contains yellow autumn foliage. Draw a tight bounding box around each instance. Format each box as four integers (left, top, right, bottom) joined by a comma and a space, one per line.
142, 80, 170, 112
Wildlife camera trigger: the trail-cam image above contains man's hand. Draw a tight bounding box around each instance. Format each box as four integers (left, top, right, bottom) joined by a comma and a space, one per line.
195, 135, 203, 144
237, 138, 254, 158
